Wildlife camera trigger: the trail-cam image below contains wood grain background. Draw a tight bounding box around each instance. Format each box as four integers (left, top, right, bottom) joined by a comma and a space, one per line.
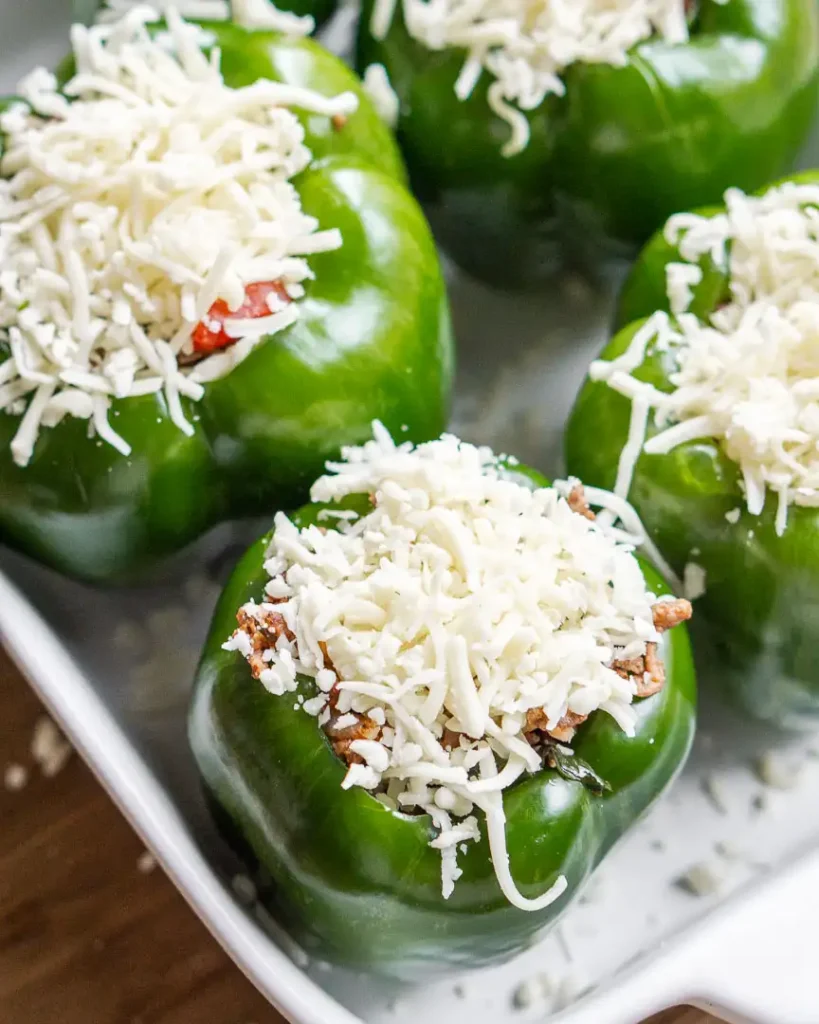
0, 645, 717, 1024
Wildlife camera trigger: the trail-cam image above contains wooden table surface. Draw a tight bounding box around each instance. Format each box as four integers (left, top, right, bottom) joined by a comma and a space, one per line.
0, 645, 718, 1024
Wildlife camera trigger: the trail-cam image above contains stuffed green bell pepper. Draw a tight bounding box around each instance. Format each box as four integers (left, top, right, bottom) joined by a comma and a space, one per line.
567, 172, 819, 728
189, 428, 695, 971
356, 0, 819, 286
0, 11, 452, 583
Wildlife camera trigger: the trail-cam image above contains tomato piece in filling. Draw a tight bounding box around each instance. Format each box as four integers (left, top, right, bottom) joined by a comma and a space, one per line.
191, 280, 291, 355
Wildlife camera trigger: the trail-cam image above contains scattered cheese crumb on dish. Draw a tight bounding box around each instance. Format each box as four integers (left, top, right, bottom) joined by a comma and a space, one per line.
511, 972, 554, 1010
714, 839, 744, 862
224, 424, 691, 907
369, 0, 720, 156
551, 974, 588, 1014
674, 862, 724, 897
700, 773, 729, 816
591, 182, 819, 536
754, 750, 803, 791
0, 8, 356, 466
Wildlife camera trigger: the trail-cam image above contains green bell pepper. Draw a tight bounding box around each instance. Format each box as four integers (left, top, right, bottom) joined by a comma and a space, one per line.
280, 0, 337, 27
566, 170, 819, 728
188, 467, 696, 972
263, 0, 336, 27
0, 22, 453, 584
356, 0, 819, 286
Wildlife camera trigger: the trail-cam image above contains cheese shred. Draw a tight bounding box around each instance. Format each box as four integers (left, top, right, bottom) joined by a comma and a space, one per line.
362, 64, 400, 128
224, 426, 669, 906
0, 8, 356, 465
591, 182, 819, 537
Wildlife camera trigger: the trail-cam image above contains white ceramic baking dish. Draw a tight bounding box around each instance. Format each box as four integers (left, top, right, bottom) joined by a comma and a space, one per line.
3, 3, 819, 1022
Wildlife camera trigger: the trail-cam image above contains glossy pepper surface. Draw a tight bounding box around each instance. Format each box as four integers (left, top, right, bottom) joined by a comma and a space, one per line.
188, 466, 696, 973
0, 23, 453, 583
356, 0, 819, 286
279, 0, 337, 27
566, 171, 819, 728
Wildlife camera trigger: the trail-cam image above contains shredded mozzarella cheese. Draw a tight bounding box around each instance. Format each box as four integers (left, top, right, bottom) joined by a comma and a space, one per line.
96, 0, 316, 35
224, 425, 666, 906
362, 64, 400, 128
369, 0, 696, 156
683, 561, 706, 600
591, 182, 819, 536
96, 0, 230, 20
0, 8, 356, 465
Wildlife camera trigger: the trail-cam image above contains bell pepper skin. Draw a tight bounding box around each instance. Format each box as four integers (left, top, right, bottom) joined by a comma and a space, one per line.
566, 171, 819, 728
287, 0, 336, 26
0, 24, 453, 583
188, 468, 696, 973
356, 0, 819, 287
237, 0, 338, 26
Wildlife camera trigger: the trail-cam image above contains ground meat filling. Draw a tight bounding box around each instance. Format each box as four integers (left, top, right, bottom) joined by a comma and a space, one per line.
567, 483, 596, 521
229, 485, 692, 767
652, 598, 693, 633
525, 707, 588, 744
234, 606, 294, 680
328, 714, 382, 764
230, 608, 387, 765
615, 598, 692, 699
544, 488, 692, 731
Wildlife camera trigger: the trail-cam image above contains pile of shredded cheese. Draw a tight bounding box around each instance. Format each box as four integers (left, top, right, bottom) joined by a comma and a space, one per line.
225, 425, 667, 906
96, 0, 317, 37
0, 7, 357, 466
369, 0, 697, 156
591, 182, 819, 537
